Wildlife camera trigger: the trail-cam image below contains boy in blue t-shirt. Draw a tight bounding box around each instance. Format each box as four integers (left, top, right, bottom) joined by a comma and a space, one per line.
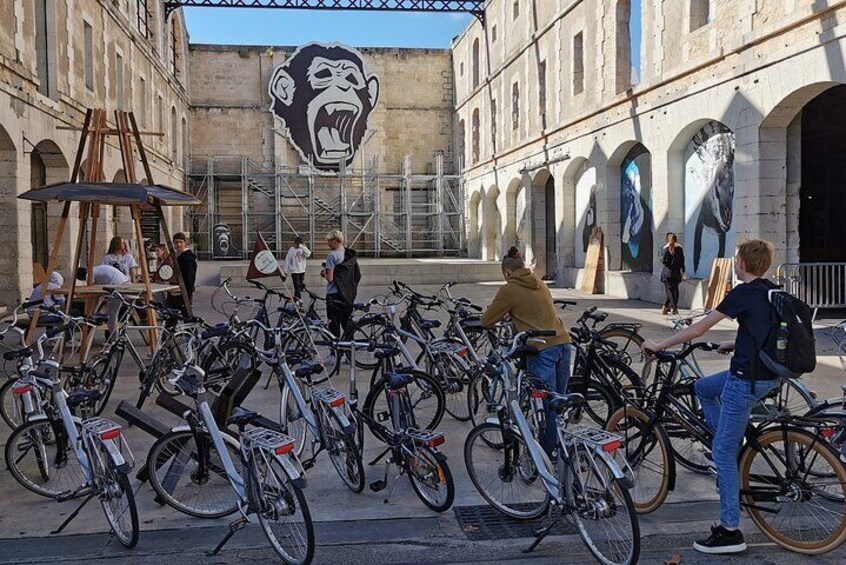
641, 240, 780, 554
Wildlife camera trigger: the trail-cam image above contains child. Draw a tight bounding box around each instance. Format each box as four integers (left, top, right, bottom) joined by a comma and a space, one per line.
284, 236, 311, 300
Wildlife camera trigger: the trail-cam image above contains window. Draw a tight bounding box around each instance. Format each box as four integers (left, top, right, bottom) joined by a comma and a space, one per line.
115, 53, 124, 109
170, 17, 181, 78
513, 1, 519, 20
490, 99, 497, 150
690, 0, 711, 31
34, 0, 57, 99
170, 107, 178, 161
157, 94, 164, 134
615, 0, 641, 93
138, 77, 147, 126
459, 62, 464, 77
457, 119, 466, 168
492, 25, 498, 43
471, 108, 480, 164
472, 38, 480, 89
511, 82, 520, 132
538, 61, 547, 116
83, 21, 94, 91
136, 0, 149, 37
182, 116, 188, 167
573, 32, 585, 95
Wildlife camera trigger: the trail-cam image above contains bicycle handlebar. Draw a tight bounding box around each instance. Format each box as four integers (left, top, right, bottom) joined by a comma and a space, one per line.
644, 341, 722, 361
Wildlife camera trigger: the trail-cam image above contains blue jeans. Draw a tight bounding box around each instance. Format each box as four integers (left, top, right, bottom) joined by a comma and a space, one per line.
694, 370, 779, 529
527, 344, 573, 455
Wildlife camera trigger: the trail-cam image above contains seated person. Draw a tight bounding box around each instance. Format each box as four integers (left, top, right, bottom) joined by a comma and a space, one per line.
77, 265, 131, 334
27, 271, 66, 325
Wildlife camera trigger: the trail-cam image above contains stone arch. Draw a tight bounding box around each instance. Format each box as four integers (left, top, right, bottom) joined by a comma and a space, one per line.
609, 141, 654, 272
760, 82, 846, 264
30, 140, 69, 273
562, 156, 592, 268
668, 119, 736, 278
482, 185, 502, 261
0, 124, 20, 305
468, 190, 483, 258
504, 178, 525, 256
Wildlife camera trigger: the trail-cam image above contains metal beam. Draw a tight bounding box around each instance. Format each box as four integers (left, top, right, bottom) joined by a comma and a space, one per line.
165, 0, 485, 22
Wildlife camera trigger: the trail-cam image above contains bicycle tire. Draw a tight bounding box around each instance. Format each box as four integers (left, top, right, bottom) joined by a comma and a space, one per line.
606, 406, 674, 514
146, 429, 241, 519
254, 455, 315, 565
407, 446, 454, 512
320, 404, 365, 493
464, 422, 551, 520
88, 348, 124, 416
568, 377, 619, 428
200, 340, 257, 391
279, 383, 310, 458
362, 371, 445, 443
91, 441, 139, 548
282, 325, 339, 381
467, 366, 506, 432
661, 382, 710, 474
563, 443, 641, 565
418, 345, 472, 422
5, 418, 85, 499
0, 377, 26, 429
598, 326, 645, 368
740, 426, 846, 554
347, 316, 387, 370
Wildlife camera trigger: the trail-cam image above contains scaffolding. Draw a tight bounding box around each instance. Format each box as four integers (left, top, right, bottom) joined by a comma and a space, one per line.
186, 155, 465, 260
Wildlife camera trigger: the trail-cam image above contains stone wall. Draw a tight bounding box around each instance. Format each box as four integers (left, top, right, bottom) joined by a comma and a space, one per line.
454, 0, 846, 306
0, 0, 189, 306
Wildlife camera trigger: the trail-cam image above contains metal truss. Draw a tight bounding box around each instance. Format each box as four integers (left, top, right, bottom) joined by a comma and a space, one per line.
164, 1, 485, 23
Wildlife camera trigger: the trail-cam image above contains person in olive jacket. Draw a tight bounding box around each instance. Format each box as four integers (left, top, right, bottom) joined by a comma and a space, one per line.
661, 232, 687, 315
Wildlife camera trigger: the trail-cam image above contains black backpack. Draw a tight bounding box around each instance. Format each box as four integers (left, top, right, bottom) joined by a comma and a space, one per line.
757, 286, 816, 379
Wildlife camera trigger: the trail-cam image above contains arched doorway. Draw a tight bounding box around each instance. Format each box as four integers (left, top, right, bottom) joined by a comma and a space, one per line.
530, 170, 555, 278
29, 140, 69, 270
571, 160, 597, 267
799, 85, 846, 261
619, 143, 653, 272
468, 190, 482, 257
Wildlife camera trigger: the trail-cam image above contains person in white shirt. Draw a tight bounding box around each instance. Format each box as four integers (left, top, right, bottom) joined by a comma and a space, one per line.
103, 237, 139, 281
284, 236, 311, 300
28, 271, 66, 324
78, 265, 131, 334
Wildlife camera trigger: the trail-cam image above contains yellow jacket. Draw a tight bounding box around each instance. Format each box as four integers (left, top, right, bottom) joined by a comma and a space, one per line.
481, 268, 570, 350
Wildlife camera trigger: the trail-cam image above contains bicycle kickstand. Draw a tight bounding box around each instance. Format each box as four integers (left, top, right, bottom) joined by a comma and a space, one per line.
369, 460, 402, 504
207, 516, 249, 556
522, 511, 563, 554
51, 490, 96, 535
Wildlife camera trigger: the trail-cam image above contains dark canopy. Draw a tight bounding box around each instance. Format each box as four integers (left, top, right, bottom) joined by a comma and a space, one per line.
18, 182, 202, 206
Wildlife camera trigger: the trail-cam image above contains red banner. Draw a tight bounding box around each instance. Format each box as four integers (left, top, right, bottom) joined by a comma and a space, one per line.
246, 233, 286, 282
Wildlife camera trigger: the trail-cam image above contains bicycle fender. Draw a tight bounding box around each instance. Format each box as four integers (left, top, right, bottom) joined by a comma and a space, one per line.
169, 424, 242, 449
98, 437, 132, 473
329, 404, 356, 436
590, 447, 631, 485
273, 452, 307, 488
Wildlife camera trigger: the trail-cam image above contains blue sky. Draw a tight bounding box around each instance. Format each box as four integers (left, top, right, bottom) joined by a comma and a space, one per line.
183, 8, 473, 48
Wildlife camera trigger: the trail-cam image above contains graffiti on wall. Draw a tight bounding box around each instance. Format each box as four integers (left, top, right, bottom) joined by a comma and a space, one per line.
620, 145, 653, 272
269, 43, 380, 172
574, 164, 597, 267
684, 122, 736, 278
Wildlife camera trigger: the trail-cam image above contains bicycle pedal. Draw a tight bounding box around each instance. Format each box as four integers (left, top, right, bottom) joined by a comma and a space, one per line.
369, 479, 387, 492
302, 458, 316, 471
228, 517, 249, 533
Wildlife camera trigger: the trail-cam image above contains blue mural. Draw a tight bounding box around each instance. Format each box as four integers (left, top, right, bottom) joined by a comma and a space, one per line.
620, 145, 653, 272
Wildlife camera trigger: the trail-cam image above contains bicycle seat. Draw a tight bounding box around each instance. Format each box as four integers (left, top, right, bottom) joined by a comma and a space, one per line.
200, 324, 230, 340
277, 304, 299, 316
66, 389, 103, 409
419, 318, 441, 331
548, 392, 585, 413
295, 363, 324, 380
353, 302, 369, 311
3, 346, 33, 361
374, 346, 400, 360
86, 313, 110, 326
385, 372, 415, 390
226, 407, 261, 427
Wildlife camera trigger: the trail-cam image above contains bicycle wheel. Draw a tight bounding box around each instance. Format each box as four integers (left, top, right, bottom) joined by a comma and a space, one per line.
599, 326, 646, 380
147, 341, 185, 398
662, 383, 710, 474
407, 446, 454, 512
320, 404, 365, 493
422, 348, 472, 422
0, 377, 26, 428
606, 406, 673, 514
279, 384, 311, 457
254, 454, 315, 565
568, 377, 619, 428
146, 429, 241, 519
87, 349, 123, 416
90, 441, 138, 548
363, 371, 444, 443
282, 325, 339, 381
754, 378, 817, 418
740, 427, 846, 554
200, 340, 257, 390
5, 418, 85, 498
563, 444, 640, 565
467, 367, 506, 431
348, 316, 386, 370
464, 422, 551, 519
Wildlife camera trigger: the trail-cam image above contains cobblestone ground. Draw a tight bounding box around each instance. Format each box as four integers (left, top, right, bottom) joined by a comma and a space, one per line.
0, 283, 844, 563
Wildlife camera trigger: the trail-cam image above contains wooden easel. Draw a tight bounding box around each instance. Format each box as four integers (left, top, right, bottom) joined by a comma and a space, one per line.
581, 227, 604, 294
26, 109, 193, 359
704, 257, 734, 310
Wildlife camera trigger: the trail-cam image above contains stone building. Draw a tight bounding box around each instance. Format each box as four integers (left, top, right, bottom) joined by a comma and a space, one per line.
455, 0, 846, 306
0, 0, 190, 307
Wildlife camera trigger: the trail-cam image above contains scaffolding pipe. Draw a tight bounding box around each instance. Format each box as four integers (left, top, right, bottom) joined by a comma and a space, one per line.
403, 155, 412, 258
207, 155, 215, 257
308, 165, 315, 251
436, 153, 445, 257
339, 157, 348, 242
274, 160, 282, 254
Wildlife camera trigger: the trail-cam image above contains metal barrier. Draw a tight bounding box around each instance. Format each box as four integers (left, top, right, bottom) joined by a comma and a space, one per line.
776, 262, 846, 319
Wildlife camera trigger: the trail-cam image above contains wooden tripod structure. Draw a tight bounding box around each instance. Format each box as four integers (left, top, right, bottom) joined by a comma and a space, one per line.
26, 108, 195, 352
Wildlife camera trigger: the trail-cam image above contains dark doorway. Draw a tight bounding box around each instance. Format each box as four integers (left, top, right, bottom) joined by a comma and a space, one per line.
30, 150, 49, 269
800, 85, 846, 262
544, 176, 556, 277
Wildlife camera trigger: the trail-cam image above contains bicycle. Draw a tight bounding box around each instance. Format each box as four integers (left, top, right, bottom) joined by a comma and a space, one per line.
607, 343, 846, 554
145, 335, 315, 564
464, 329, 640, 565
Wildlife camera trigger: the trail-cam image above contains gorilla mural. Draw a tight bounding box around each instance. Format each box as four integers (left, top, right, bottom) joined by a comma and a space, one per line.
620, 145, 654, 273
684, 122, 735, 278
212, 223, 239, 258
269, 43, 380, 172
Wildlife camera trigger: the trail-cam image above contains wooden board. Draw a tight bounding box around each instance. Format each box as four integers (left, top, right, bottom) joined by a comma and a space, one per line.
704, 257, 733, 310
580, 226, 604, 294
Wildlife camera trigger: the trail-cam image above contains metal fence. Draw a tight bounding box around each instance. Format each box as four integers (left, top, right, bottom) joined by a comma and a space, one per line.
185, 155, 464, 260
776, 262, 846, 319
